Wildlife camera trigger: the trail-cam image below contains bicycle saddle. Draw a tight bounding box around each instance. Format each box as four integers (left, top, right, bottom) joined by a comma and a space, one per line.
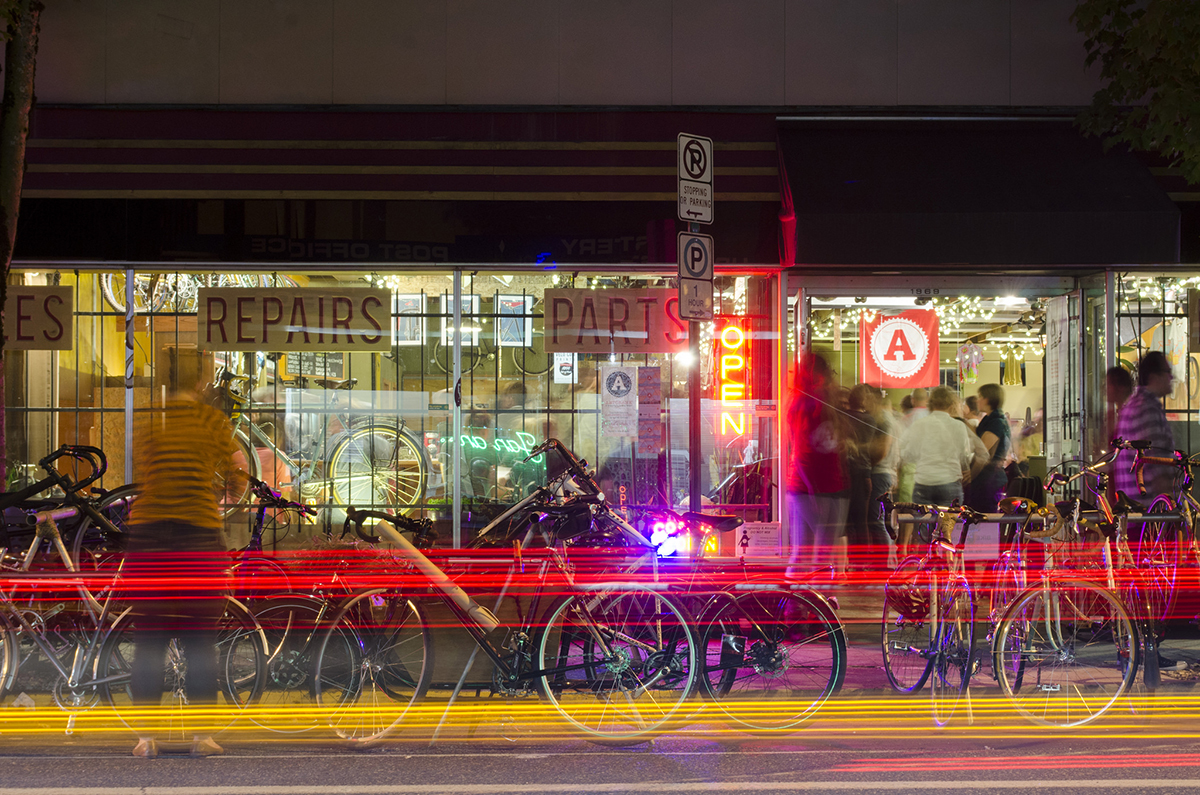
311, 377, 357, 390
997, 496, 1035, 516
1113, 490, 1146, 514
682, 512, 743, 532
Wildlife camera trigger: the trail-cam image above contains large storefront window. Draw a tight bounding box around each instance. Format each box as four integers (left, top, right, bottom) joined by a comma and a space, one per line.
6, 266, 780, 550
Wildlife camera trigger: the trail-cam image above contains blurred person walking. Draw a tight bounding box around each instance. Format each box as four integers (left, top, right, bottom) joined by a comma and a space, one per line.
786, 355, 847, 577
1115, 351, 1177, 499
127, 381, 241, 758
898, 387, 980, 552
844, 385, 877, 574
966, 383, 1012, 512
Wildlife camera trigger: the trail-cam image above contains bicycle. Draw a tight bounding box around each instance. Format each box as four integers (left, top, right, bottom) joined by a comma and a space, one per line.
880, 498, 984, 726
212, 368, 429, 518
314, 450, 699, 746
987, 454, 1149, 728
470, 438, 846, 735
0, 445, 266, 741
99, 272, 264, 314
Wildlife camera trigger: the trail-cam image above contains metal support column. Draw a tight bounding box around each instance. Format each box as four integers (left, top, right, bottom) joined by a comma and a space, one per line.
124, 268, 135, 484
451, 270, 463, 547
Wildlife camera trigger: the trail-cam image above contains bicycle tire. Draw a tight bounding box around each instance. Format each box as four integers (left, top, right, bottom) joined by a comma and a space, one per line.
326, 423, 428, 514
930, 577, 975, 727
510, 333, 549, 376
0, 613, 18, 698
1133, 495, 1181, 625
311, 588, 433, 744
230, 554, 292, 605
100, 597, 266, 742
431, 340, 485, 374
248, 594, 329, 734
992, 578, 1139, 728
99, 273, 168, 314
696, 587, 845, 734
536, 587, 697, 745
989, 551, 1026, 686
881, 556, 934, 694
69, 483, 137, 573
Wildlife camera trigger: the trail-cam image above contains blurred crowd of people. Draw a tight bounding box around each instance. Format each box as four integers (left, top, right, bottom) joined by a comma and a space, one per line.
786, 354, 1020, 577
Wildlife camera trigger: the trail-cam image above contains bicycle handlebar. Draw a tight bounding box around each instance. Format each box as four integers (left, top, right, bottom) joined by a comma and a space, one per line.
37, 445, 108, 495
248, 476, 316, 516
344, 506, 437, 547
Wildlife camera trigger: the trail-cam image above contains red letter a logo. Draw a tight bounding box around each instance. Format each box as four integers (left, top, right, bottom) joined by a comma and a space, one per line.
885, 329, 915, 361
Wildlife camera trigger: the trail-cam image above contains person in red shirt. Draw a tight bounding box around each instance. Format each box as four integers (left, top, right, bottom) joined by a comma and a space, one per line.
786, 354, 847, 577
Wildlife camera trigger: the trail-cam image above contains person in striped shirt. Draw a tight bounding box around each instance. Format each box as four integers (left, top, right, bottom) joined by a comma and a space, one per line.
127, 387, 241, 758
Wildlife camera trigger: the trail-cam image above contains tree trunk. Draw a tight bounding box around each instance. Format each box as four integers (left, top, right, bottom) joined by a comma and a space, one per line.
0, 0, 44, 487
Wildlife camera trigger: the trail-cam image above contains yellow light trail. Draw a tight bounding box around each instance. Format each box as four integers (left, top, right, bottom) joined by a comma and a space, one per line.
5, 694, 1200, 744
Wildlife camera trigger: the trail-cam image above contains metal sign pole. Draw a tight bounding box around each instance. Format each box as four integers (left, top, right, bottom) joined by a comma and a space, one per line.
688, 222, 702, 513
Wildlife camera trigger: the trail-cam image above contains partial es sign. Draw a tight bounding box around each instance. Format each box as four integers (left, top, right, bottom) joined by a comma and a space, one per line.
4, 286, 72, 350
199, 288, 392, 352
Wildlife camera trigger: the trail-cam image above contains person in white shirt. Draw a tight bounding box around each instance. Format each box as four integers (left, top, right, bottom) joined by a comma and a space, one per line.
899, 386, 983, 509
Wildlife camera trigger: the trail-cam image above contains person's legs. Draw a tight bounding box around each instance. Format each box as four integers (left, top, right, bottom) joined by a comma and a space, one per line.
846, 468, 871, 571
869, 472, 897, 569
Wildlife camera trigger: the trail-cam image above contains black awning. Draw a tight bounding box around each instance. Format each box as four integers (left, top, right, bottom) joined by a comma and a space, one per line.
777, 120, 1180, 266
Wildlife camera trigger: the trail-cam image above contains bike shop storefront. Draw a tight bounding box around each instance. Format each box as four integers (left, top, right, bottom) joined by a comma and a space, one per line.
4, 263, 783, 552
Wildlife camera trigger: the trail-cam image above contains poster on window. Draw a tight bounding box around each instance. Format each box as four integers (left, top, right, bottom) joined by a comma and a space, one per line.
858, 309, 940, 388
600, 364, 637, 436
1044, 295, 1068, 463
439, 293, 480, 346
496, 294, 534, 348
393, 294, 425, 346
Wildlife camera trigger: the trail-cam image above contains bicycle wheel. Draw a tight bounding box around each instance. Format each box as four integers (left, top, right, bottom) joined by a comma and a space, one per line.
230, 554, 292, 604
431, 340, 484, 374
697, 587, 845, 734
99, 273, 168, 314
930, 577, 975, 727
100, 597, 266, 742
536, 587, 697, 745
881, 556, 934, 693
988, 550, 1025, 684
248, 595, 329, 733
510, 333, 549, 376
70, 484, 137, 572
1133, 495, 1181, 624
0, 614, 17, 698
327, 424, 428, 513
993, 578, 1138, 728
311, 588, 432, 744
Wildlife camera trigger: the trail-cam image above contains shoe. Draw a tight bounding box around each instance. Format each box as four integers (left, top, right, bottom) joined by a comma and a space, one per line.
1158, 655, 1188, 672
190, 736, 224, 757
132, 738, 158, 758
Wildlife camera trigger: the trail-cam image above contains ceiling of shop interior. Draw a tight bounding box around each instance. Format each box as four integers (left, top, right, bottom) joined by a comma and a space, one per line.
807, 295, 1044, 343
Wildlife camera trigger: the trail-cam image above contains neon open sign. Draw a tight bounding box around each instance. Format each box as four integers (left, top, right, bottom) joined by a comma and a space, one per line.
717, 319, 749, 436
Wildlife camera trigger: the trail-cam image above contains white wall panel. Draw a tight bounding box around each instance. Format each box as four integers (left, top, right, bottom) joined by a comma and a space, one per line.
29, 0, 1103, 108
107, 0, 220, 104
333, 0, 446, 104
785, 0, 897, 105
897, 0, 1010, 105
1011, 0, 1102, 105
219, 0, 333, 104
672, 0, 786, 106
559, 0, 671, 105
445, 0, 559, 105
37, 0, 108, 103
